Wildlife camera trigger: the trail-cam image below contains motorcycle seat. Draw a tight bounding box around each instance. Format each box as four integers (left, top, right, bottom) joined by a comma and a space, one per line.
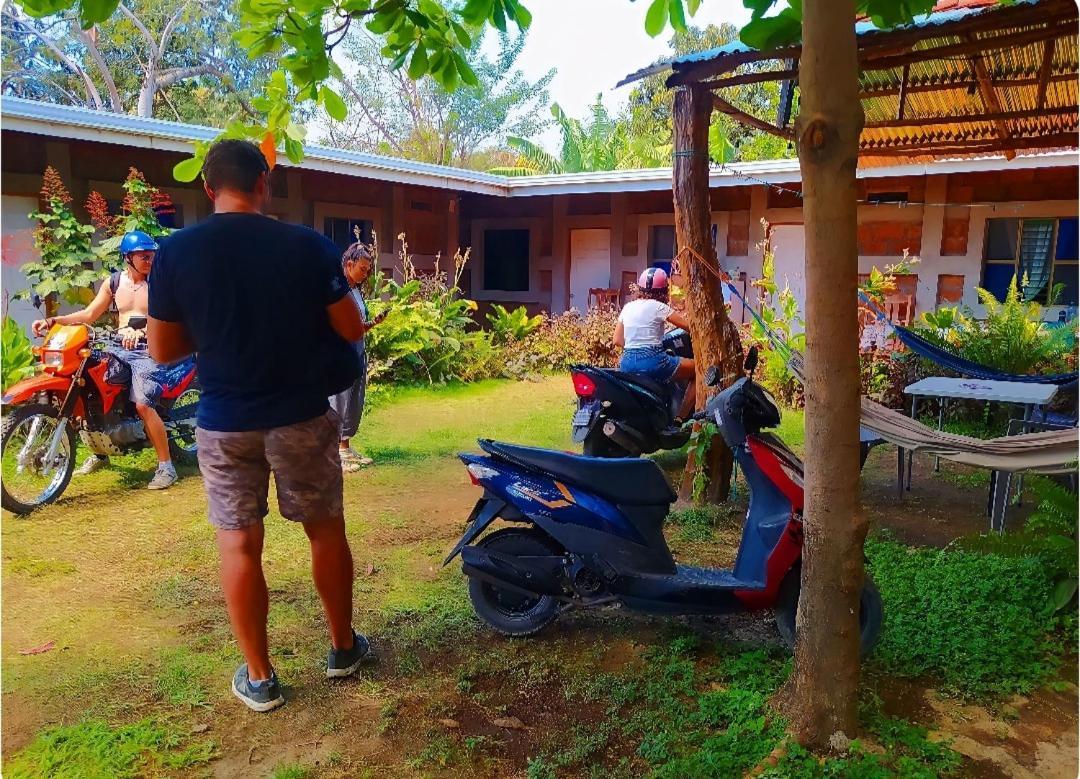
601, 369, 670, 398
479, 439, 677, 506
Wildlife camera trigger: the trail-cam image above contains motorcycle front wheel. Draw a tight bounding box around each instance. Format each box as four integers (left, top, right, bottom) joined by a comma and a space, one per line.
1, 403, 77, 515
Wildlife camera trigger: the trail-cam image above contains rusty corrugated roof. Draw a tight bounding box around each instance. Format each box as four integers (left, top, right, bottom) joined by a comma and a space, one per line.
619, 0, 1078, 165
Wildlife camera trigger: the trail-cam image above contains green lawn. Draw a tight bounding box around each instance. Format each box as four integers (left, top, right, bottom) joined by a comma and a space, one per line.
2, 377, 1074, 778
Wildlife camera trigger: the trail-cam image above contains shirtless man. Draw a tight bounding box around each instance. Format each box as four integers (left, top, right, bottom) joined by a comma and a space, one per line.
31, 230, 178, 490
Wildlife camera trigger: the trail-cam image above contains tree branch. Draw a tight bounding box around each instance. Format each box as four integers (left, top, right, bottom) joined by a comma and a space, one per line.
75, 24, 121, 111
339, 78, 406, 154
1, 7, 104, 109
158, 2, 188, 59
155, 63, 218, 89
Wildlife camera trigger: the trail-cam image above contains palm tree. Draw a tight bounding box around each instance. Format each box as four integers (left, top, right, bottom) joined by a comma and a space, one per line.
491, 97, 618, 175
490, 93, 728, 176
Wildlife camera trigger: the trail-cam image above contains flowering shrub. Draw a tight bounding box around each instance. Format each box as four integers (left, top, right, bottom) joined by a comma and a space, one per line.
88, 167, 174, 269
500, 308, 621, 377
19, 167, 97, 308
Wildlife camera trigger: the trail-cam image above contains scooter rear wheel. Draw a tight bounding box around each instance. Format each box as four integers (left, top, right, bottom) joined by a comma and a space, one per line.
774, 566, 883, 655
468, 528, 563, 637
582, 431, 630, 458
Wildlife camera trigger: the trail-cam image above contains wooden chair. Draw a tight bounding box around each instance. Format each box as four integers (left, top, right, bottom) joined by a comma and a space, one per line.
588, 288, 620, 310
885, 294, 915, 327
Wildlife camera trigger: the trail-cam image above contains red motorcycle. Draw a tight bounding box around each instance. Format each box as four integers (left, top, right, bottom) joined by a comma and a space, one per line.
1, 318, 199, 514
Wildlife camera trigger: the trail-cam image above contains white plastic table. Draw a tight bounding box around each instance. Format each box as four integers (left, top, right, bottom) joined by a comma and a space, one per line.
897, 377, 1059, 493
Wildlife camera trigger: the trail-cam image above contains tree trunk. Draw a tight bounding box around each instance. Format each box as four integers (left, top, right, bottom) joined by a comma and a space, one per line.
672, 86, 739, 502
679, 317, 744, 503
775, 0, 867, 748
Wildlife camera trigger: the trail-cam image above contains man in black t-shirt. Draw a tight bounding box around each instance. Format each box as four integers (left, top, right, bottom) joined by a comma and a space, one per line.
148, 140, 376, 712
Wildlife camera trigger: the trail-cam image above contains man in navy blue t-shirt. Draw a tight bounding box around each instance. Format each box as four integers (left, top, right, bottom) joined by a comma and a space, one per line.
148, 140, 376, 712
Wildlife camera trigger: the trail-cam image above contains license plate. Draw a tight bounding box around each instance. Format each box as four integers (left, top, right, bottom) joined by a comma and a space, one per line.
572, 407, 595, 427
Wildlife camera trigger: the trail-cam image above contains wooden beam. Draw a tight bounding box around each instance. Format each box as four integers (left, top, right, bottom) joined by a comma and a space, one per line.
703, 68, 799, 89
896, 63, 909, 121
863, 105, 1076, 130
1036, 38, 1056, 109
712, 94, 795, 140
859, 132, 1078, 156
858, 72, 1073, 99
964, 33, 1015, 160
862, 25, 1069, 74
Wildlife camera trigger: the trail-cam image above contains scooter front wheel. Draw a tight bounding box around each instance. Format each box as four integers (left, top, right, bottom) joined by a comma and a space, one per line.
774, 567, 883, 656
467, 528, 563, 637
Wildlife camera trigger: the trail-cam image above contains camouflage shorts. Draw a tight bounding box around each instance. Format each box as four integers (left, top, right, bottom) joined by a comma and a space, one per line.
195, 410, 344, 530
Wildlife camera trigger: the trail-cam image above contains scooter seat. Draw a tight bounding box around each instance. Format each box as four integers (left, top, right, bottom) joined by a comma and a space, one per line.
603, 369, 670, 398
478, 439, 677, 506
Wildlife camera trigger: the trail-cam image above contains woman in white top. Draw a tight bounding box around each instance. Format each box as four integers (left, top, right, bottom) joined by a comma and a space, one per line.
613, 267, 696, 420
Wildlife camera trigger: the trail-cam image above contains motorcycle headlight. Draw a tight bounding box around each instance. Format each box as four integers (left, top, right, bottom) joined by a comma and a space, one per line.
43, 351, 64, 368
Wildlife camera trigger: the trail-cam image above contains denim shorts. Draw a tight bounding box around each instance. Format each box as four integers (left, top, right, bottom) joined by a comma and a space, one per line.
619, 346, 681, 383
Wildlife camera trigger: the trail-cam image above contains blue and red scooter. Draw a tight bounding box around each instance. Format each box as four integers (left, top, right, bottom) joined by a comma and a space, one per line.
445, 347, 883, 652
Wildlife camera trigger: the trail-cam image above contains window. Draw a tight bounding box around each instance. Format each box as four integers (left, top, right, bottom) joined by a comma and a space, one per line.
483, 229, 529, 291
323, 217, 374, 253
649, 225, 676, 262
867, 191, 909, 204
982, 217, 1078, 305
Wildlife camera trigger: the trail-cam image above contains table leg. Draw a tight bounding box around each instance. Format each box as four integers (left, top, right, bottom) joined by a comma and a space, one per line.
896, 444, 905, 497
934, 398, 945, 473
989, 469, 1012, 533
1015, 404, 1035, 507
906, 396, 917, 491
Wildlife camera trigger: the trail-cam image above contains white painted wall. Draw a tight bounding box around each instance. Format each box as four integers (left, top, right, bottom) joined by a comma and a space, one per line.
1, 195, 43, 331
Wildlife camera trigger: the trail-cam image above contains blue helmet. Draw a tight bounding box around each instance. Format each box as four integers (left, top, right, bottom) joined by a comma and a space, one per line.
119, 230, 159, 258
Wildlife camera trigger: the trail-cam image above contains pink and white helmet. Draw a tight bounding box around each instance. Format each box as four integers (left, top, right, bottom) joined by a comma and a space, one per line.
638, 267, 669, 291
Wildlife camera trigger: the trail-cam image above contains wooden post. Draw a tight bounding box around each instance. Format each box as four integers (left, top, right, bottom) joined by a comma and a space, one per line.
775, 0, 868, 748
672, 85, 742, 503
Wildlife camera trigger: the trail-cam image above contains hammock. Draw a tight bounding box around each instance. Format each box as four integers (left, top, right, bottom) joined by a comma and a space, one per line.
857, 291, 1078, 387
724, 281, 1079, 475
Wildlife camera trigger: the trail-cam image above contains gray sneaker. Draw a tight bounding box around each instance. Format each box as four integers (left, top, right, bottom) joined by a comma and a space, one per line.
326, 631, 377, 678
231, 664, 284, 712
75, 454, 109, 476
148, 463, 177, 490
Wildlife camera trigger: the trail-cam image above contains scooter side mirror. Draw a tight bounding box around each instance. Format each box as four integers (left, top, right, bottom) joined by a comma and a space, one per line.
703, 366, 720, 387
30, 292, 44, 310
744, 346, 759, 375
128, 315, 148, 331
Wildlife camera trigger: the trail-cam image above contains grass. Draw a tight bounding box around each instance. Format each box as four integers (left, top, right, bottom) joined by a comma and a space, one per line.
3, 376, 1075, 776
4, 718, 216, 778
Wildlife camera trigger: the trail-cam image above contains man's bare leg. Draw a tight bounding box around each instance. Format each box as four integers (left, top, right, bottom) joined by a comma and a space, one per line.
135, 402, 171, 463
302, 515, 355, 650
216, 524, 273, 681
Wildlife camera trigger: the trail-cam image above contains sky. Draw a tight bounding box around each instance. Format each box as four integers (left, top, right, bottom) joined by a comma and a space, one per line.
510, 0, 754, 151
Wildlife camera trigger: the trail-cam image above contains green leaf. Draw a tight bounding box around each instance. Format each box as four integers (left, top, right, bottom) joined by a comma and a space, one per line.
667, 0, 687, 32
740, 10, 802, 49
1051, 578, 1078, 613
284, 121, 307, 141
742, 0, 776, 18
453, 51, 479, 87
512, 1, 531, 28
319, 85, 348, 121
388, 49, 409, 71
172, 157, 204, 183
284, 137, 304, 164
450, 21, 472, 47
686, 0, 702, 14
644, 0, 668, 37
77, 0, 119, 28
407, 44, 429, 79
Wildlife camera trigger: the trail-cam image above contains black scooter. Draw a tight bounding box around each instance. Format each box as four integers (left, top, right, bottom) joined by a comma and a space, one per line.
570, 329, 693, 457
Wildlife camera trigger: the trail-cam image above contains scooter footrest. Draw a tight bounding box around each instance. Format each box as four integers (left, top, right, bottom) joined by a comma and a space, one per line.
674, 565, 745, 588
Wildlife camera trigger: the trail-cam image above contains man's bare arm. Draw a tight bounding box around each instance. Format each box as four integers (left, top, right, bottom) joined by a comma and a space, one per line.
148, 317, 195, 363
32, 279, 113, 335
327, 294, 365, 343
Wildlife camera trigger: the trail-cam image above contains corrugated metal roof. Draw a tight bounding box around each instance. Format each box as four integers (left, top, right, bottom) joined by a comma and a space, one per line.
2, 97, 1076, 197
617, 0, 1039, 87
618, 0, 1078, 165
